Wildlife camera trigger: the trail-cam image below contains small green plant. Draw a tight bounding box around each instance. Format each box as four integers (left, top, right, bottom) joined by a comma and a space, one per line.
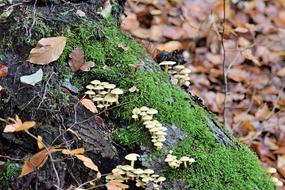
0, 161, 21, 188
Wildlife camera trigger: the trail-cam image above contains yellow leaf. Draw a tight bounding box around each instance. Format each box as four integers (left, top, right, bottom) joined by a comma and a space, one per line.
15, 121, 36, 132
67, 128, 81, 140
75, 155, 98, 171
3, 124, 16, 133
106, 180, 129, 190
62, 148, 85, 155
19, 148, 62, 177
80, 98, 98, 113
27, 37, 67, 65
37, 136, 44, 150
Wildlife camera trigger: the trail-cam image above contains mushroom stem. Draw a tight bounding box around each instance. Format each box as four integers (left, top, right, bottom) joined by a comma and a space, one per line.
183, 161, 187, 168
131, 161, 135, 168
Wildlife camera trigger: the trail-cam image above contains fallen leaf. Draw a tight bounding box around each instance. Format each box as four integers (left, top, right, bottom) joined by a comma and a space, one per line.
242, 49, 260, 65
80, 98, 98, 113
20, 148, 62, 177
106, 180, 129, 190
4, 115, 36, 133
37, 136, 44, 150
255, 104, 271, 121
27, 37, 67, 65
20, 69, 43, 86
228, 68, 249, 82
62, 148, 85, 155
80, 61, 95, 72
76, 10, 86, 17
0, 85, 4, 91
75, 155, 98, 171
68, 48, 85, 72
0, 64, 8, 78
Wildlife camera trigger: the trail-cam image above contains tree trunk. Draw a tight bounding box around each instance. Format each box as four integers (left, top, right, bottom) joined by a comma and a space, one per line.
0, 0, 274, 189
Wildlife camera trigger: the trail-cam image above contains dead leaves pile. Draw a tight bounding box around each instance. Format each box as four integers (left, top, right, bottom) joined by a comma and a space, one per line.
68, 47, 95, 72
123, 0, 285, 185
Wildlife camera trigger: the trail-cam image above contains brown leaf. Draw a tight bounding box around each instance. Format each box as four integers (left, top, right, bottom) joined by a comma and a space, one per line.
37, 136, 44, 150
27, 37, 67, 65
255, 104, 271, 121
62, 148, 85, 155
4, 116, 36, 133
76, 10, 86, 17
80, 98, 98, 113
0, 64, 8, 78
75, 155, 98, 171
80, 61, 95, 72
68, 48, 85, 72
106, 180, 129, 190
228, 68, 249, 82
19, 148, 62, 177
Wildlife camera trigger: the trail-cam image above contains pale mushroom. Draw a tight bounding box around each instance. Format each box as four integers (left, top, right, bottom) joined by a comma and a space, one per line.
140, 106, 149, 112
104, 93, 117, 104
157, 176, 166, 185
180, 156, 190, 168
121, 165, 133, 176
159, 61, 176, 72
86, 84, 95, 90
266, 167, 277, 174
104, 83, 116, 90
111, 88, 124, 104
133, 168, 144, 179
144, 169, 154, 177
132, 114, 139, 120
90, 80, 101, 85
142, 115, 153, 121
125, 153, 140, 168
141, 176, 154, 183
132, 108, 141, 115
147, 108, 158, 115
85, 90, 95, 95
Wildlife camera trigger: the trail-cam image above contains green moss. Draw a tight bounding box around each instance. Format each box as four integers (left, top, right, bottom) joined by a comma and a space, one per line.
0, 161, 21, 188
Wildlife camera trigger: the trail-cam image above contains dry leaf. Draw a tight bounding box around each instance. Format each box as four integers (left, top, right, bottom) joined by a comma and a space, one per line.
106, 180, 129, 190
68, 48, 85, 72
0, 85, 4, 91
27, 37, 67, 65
75, 155, 98, 171
62, 148, 85, 155
80, 61, 95, 72
80, 98, 98, 113
20, 148, 62, 177
0, 64, 8, 78
4, 115, 36, 133
76, 10, 86, 17
255, 104, 271, 121
37, 136, 44, 150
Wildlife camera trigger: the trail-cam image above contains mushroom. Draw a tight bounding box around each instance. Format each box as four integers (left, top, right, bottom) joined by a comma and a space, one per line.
140, 106, 149, 112
266, 167, 277, 174
104, 83, 116, 91
189, 158, 196, 164
121, 165, 133, 176
179, 156, 190, 168
132, 108, 141, 115
173, 65, 185, 71
104, 93, 117, 105
125, 153, 140, 168
142, 115, 153, 121
90, 80, 101, 85
141, 176, 154, 183
159, 61, 176, 72
132, 114, 139, 120
157, 176, 166, 185
147, 108, 158, 115
133, 168, 144, 179
86, 84, 95, 90
144, 169, 154, 177
111, 88, 123, 104
85, 90, 95, 95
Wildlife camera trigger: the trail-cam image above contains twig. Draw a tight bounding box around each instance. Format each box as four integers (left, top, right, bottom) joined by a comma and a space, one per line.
221, 0, 229, 131
28, 0, 37, 40
0, 154, 22, 161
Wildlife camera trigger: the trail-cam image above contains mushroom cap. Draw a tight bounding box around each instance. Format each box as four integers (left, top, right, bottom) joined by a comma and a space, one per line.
104, 94, 117, 103
125, 153, 140, 161
111, 88, 123, 95
140, 112, 147, 116
189, 158, 196, 163
159, 61, 176, 66
86, 84, 95, 90
92, 97, 103, 102
90, 80, 101, 85
147, 108, 158, 115
143, 120, 155, 125
149, 128, 159, 133
94, 85, 104, 90
154, 142, 163, 147
112, 168, 125, 175
173, 65, 185, 70
180, 68, 191, 74
174, 74, 185, 79
275, 180, 283, 187
104, 84, 116, 89
142, 115, 153, 121
97, 104, 104, 109
271, 176, 279, 183
157, 176, 166, 182
140, 106, 149, 111
266, 167, 277, 174
132, 108, 141, 115
144, 169, 155, 174
184, 81, 191, 87
100, 82, 109, 86
165, 157, 174, 162
151, 174, 159, 178
145, 123, 156, 129
85, 90, 95, 95
157, 137, 166, 142
121, 165, 134, 171
141, 176, 154, 183
180, 156, 190, 162
133, 168, 144, 175
155, 131, 166, 136
99, 91, 108, 95
132, 114, 139, 119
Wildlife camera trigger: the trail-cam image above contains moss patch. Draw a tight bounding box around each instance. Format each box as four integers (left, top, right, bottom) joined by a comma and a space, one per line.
52, 17, 274, 189
0, 162, 21, 188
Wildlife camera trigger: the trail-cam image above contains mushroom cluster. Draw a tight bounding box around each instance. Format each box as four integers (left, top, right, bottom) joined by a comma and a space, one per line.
165, 150, 195, 169
106, 153, 166, 190
266, 167, 283, 187
85, 80, 123, 110
159, 61, 191, 87
132, 107, 167, 150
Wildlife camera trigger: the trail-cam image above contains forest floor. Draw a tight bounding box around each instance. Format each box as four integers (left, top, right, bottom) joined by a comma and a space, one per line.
121, 0, 285, 187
